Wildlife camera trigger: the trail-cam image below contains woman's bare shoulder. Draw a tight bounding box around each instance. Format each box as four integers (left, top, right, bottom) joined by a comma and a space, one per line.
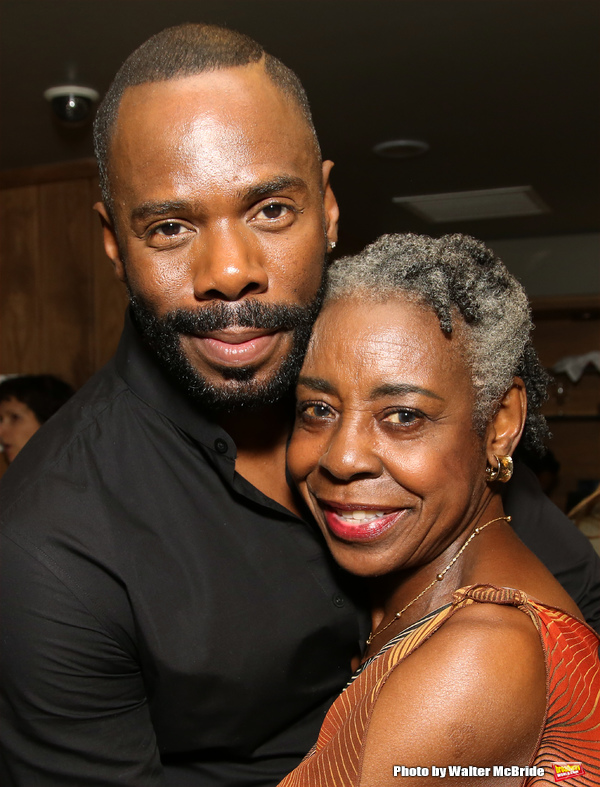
359, 601, 546, 787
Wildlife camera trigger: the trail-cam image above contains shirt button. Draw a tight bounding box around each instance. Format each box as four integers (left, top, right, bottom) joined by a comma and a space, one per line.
214, 438, 228, 454
332, 593, 345, 608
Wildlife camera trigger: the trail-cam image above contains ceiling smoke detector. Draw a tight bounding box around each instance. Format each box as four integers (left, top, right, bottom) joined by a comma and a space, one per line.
373, 139, 430, 159
44, 84, 100, 124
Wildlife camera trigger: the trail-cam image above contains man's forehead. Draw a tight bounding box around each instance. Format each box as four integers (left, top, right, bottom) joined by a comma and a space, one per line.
115, 65, 309, 143
109, 66, 321, 199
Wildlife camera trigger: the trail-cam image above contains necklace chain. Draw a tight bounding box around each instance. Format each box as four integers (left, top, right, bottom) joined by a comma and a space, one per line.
366, 515, 511, 646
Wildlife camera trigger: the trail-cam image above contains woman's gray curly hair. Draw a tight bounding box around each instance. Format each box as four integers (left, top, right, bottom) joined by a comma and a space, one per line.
324, 233, 550, 452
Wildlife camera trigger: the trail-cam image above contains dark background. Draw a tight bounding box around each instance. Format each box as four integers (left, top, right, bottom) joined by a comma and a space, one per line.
1, 0, 598, 255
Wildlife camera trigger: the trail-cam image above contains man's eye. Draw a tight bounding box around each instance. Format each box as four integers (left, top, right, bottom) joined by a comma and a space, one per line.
259, 203, 289, 220
384, 409, 420, 426
154, 222, 186, 236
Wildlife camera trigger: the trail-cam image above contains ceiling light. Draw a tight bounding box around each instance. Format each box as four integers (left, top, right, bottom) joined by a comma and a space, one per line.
392, 186, 549, 222
373, 139, 430, 159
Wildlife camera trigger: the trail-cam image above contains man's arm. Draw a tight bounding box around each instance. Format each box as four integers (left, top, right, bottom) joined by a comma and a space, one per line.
503, 460, 600, 634
0, 533, 163, 786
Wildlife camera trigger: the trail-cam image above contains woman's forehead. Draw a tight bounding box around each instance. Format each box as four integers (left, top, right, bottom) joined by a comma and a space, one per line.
304, 296, 470, 392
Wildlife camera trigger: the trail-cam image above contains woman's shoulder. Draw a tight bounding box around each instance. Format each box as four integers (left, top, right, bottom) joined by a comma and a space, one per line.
359, 589, 547, 785
451, 582, 598, 644
406, 585, 548, 686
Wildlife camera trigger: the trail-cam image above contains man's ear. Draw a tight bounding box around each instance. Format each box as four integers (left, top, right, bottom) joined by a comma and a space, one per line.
486, 377, 527, 462
93, 202, 126, 283
321, 160, 339, 248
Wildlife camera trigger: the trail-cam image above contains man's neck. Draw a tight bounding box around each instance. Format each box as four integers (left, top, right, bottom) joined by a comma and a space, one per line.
217, 399, 301, 516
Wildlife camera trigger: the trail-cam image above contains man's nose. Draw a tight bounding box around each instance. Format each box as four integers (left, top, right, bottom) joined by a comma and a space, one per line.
318, 416, 382, 482
192, 226, 269, 302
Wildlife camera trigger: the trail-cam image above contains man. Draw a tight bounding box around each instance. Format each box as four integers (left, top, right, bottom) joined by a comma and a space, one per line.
1, 23, 598, 787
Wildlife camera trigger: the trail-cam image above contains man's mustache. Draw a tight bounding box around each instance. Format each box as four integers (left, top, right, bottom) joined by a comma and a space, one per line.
163, 299, 315, 335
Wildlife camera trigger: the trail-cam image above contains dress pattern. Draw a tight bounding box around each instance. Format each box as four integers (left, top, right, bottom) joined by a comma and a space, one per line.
278, 584, 600, 787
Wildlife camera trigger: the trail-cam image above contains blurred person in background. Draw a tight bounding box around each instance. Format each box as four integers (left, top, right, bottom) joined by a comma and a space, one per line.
0, 374, 74, 464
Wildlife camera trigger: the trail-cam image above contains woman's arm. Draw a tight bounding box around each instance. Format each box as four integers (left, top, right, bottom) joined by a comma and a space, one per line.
359, 603, 546, 787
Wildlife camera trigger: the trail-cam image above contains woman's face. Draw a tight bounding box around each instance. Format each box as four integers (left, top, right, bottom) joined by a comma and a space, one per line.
288, 296, 491, 578
0, 397, 41, 463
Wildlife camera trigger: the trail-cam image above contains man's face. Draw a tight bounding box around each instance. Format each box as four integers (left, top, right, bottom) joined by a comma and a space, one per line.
96, 65, 338, 410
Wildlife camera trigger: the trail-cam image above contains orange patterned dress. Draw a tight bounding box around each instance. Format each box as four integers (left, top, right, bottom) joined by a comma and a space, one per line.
279, 584, 600, 787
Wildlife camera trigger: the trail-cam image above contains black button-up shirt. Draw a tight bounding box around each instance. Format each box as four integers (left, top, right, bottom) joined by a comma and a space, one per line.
0, 314, 365, 786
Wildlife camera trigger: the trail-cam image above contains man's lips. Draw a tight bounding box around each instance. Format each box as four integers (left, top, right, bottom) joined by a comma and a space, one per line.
186, 329, 283, 367
319, 501, 408, 542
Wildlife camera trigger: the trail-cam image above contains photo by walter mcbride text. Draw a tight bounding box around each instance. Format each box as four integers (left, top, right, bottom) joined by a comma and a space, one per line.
391, 766, 548, 778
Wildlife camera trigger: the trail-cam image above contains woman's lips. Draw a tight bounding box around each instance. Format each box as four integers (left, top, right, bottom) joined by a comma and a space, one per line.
189, 330, 281, 367
322, 505, 407, 542
2, 445, 15, 461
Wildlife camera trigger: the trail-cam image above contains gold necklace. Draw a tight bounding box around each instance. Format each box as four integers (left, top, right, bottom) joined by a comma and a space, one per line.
366, 515, 511, 646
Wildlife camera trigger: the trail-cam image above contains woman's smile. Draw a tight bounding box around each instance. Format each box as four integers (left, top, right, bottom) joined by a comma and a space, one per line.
320, 503, 409, 542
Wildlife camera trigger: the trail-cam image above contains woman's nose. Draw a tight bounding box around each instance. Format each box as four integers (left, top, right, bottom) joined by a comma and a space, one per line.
318, 417, 382, 481
192, 226, 269, 302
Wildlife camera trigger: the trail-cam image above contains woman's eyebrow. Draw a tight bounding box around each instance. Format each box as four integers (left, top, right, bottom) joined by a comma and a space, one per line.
297, 376, 336, 395
370, 382, 443, 401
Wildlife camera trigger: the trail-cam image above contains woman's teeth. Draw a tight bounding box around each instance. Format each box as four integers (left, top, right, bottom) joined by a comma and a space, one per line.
334, 510, 389, 522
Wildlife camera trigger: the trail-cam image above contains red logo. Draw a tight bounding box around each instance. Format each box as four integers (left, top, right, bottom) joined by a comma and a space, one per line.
552, 762, 585, 782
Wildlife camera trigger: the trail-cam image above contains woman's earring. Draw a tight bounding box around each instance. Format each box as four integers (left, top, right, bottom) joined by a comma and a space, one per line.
328, 240, 337, 251
485, 454, 513, 483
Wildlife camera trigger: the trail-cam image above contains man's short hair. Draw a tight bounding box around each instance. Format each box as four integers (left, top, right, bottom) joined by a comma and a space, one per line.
93, 23, 321, 216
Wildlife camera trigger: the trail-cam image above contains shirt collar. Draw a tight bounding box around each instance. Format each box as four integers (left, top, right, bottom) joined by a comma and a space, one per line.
115, 310, 236, 460
114, 310, 308, 521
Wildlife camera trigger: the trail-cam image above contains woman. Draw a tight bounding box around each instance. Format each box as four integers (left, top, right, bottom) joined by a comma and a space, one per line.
281, 234, 600, 786
0, 374, 74, 464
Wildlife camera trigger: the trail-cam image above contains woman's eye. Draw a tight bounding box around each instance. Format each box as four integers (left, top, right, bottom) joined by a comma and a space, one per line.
300, 402, 335, 420
384, 409, 420, 426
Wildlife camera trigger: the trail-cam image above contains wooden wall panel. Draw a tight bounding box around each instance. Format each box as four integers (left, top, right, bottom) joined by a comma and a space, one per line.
0, 186, 41, 372
0, 161, 128, 391
37, 180, 95, 388
530, 299, 600, 512
90, 176, 129, 372
544, 419, 600, 512
532, 318, 599, 368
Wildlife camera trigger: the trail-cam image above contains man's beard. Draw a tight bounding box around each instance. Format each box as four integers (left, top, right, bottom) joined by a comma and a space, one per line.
128, 284, 326, 413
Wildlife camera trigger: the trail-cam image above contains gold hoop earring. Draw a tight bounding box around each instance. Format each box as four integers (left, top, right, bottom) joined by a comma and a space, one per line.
486, 454, 513, 483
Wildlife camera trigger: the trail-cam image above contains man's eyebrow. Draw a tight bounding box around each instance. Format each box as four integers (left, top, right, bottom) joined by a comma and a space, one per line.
297, 376, 337, 395
130, 201, 190, 223
129, 177, 308, 223
241, 176, 308, 202
370, 383, 443, 401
